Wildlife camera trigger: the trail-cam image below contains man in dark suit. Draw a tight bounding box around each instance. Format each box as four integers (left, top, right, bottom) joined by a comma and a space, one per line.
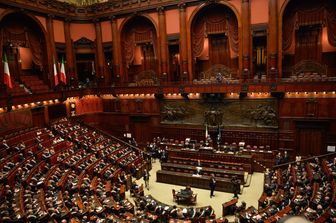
209, 174, 216, 198
231, 176, 240, 198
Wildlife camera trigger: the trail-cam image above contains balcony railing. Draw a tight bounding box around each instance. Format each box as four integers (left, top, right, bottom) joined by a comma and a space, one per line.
0, 77, 335, 109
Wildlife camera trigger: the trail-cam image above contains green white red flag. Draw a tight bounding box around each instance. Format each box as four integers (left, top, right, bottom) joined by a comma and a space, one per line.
3, 53, 13, 89
53, 56, 59, 86
60, 57, 66, 84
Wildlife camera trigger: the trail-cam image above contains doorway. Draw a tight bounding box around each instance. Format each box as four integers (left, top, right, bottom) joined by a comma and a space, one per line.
76, 53, 95, 84
296, 121, 328, 156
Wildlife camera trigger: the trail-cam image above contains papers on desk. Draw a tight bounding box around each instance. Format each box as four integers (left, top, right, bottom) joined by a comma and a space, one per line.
192, 174, 202, 177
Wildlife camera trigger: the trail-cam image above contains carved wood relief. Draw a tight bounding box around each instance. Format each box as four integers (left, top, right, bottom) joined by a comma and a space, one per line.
160, 99, 278, 129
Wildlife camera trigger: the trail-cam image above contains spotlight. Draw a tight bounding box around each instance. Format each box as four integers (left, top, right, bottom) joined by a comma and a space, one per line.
239, 92, 247, 99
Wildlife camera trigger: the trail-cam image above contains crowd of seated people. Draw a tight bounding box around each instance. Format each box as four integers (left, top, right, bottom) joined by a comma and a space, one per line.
0, 128, 53, 182
275, 151, 290, 165
145, 137, 169, 162
0, 118, 149, 222
237, 155, 336, 223
2, 118, 336, 223
135, 195, 218, 222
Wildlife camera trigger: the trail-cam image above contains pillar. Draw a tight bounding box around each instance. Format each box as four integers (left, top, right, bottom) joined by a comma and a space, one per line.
179, 2, 189, 81
46, 14, 57, 87
111, 16, 122, 83
94, 19, 106, 83
158, 6, 169, 82
64, 18, 76, 83
269, 0, 278, 78
242, 0, 251, 80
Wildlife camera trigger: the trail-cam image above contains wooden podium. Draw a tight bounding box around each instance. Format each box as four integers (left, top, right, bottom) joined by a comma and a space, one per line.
222, 198, 238, 216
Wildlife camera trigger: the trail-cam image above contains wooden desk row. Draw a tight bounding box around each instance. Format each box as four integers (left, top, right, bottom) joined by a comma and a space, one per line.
0, 121, 146, 223
161, 162, 246, 184
156, 170, 239, 193
167, 149, 253, 173
5, 127, 39, 146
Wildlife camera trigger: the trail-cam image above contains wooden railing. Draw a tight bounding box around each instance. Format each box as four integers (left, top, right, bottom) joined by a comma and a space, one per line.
1, 79, 335, 108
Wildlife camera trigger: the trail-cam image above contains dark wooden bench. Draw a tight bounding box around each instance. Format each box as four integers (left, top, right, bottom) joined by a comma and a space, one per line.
161, 162, 246, 184
168, 156, 249, 173
167, 148, 253, 173
156, 170, 241, 193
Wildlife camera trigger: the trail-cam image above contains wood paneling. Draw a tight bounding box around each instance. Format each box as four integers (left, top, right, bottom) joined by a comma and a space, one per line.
322, 52, 336, 75
130, 115, 152, 144
44, 96, 336, 157
48, 103, 67, 121
279, 98, 336, 118
159, 125, 278, 149
31, 106, 46, 127
295, 120, 328, 156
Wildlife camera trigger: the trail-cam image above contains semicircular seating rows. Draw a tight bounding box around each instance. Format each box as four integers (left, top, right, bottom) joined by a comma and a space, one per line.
0, 118, 224, 223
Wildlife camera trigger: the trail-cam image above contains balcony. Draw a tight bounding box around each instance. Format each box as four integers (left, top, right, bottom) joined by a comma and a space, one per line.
0, 77, 335, 109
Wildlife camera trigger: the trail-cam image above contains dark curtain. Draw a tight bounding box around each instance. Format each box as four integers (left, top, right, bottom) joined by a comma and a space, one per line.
2, 28, 27, 46
227, 15, 239, 56
122, 32, 135, 68
295, 26, 321, 63
122, 26, 156, 67
3, 27, 44, 70
282, 10, 296, 52
192, 21, 205, 58
326, 8, 336, 47
27, 32, 43, 70
192, 5, 238, 60
191, 4, 239, 73
121, 18, 158, 83
283, 1, 336, 51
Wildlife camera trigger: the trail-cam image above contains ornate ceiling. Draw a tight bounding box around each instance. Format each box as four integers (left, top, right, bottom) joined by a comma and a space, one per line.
58, 0, 107, 6
2, 0, 200, 21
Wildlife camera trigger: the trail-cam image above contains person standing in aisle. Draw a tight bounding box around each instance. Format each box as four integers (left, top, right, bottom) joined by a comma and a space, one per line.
209, 174, 216, 198
143, 169, 150, 190
231, 176, 240, 198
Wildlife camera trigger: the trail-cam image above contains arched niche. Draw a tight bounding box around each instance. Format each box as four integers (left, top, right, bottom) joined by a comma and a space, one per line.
281, 0, 336, 77
120, 16, 158, 85
0, 12, 48, 84
190, 3, 239, 81
73, 37, 97, 86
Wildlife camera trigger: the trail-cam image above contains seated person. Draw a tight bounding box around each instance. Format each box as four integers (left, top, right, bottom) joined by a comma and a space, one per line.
181, 185, 193, 196
118, 172, 127, 185
235, 201, 246, 214
195, 167, 202, 176
170, 205, 178, 218
130, 181, 139, 194
130, 164, 137, 178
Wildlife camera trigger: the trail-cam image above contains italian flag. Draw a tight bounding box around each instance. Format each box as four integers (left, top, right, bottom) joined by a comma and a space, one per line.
60, 57, 67, 84
53, 56, 59, 86
3, 53, 13, 89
